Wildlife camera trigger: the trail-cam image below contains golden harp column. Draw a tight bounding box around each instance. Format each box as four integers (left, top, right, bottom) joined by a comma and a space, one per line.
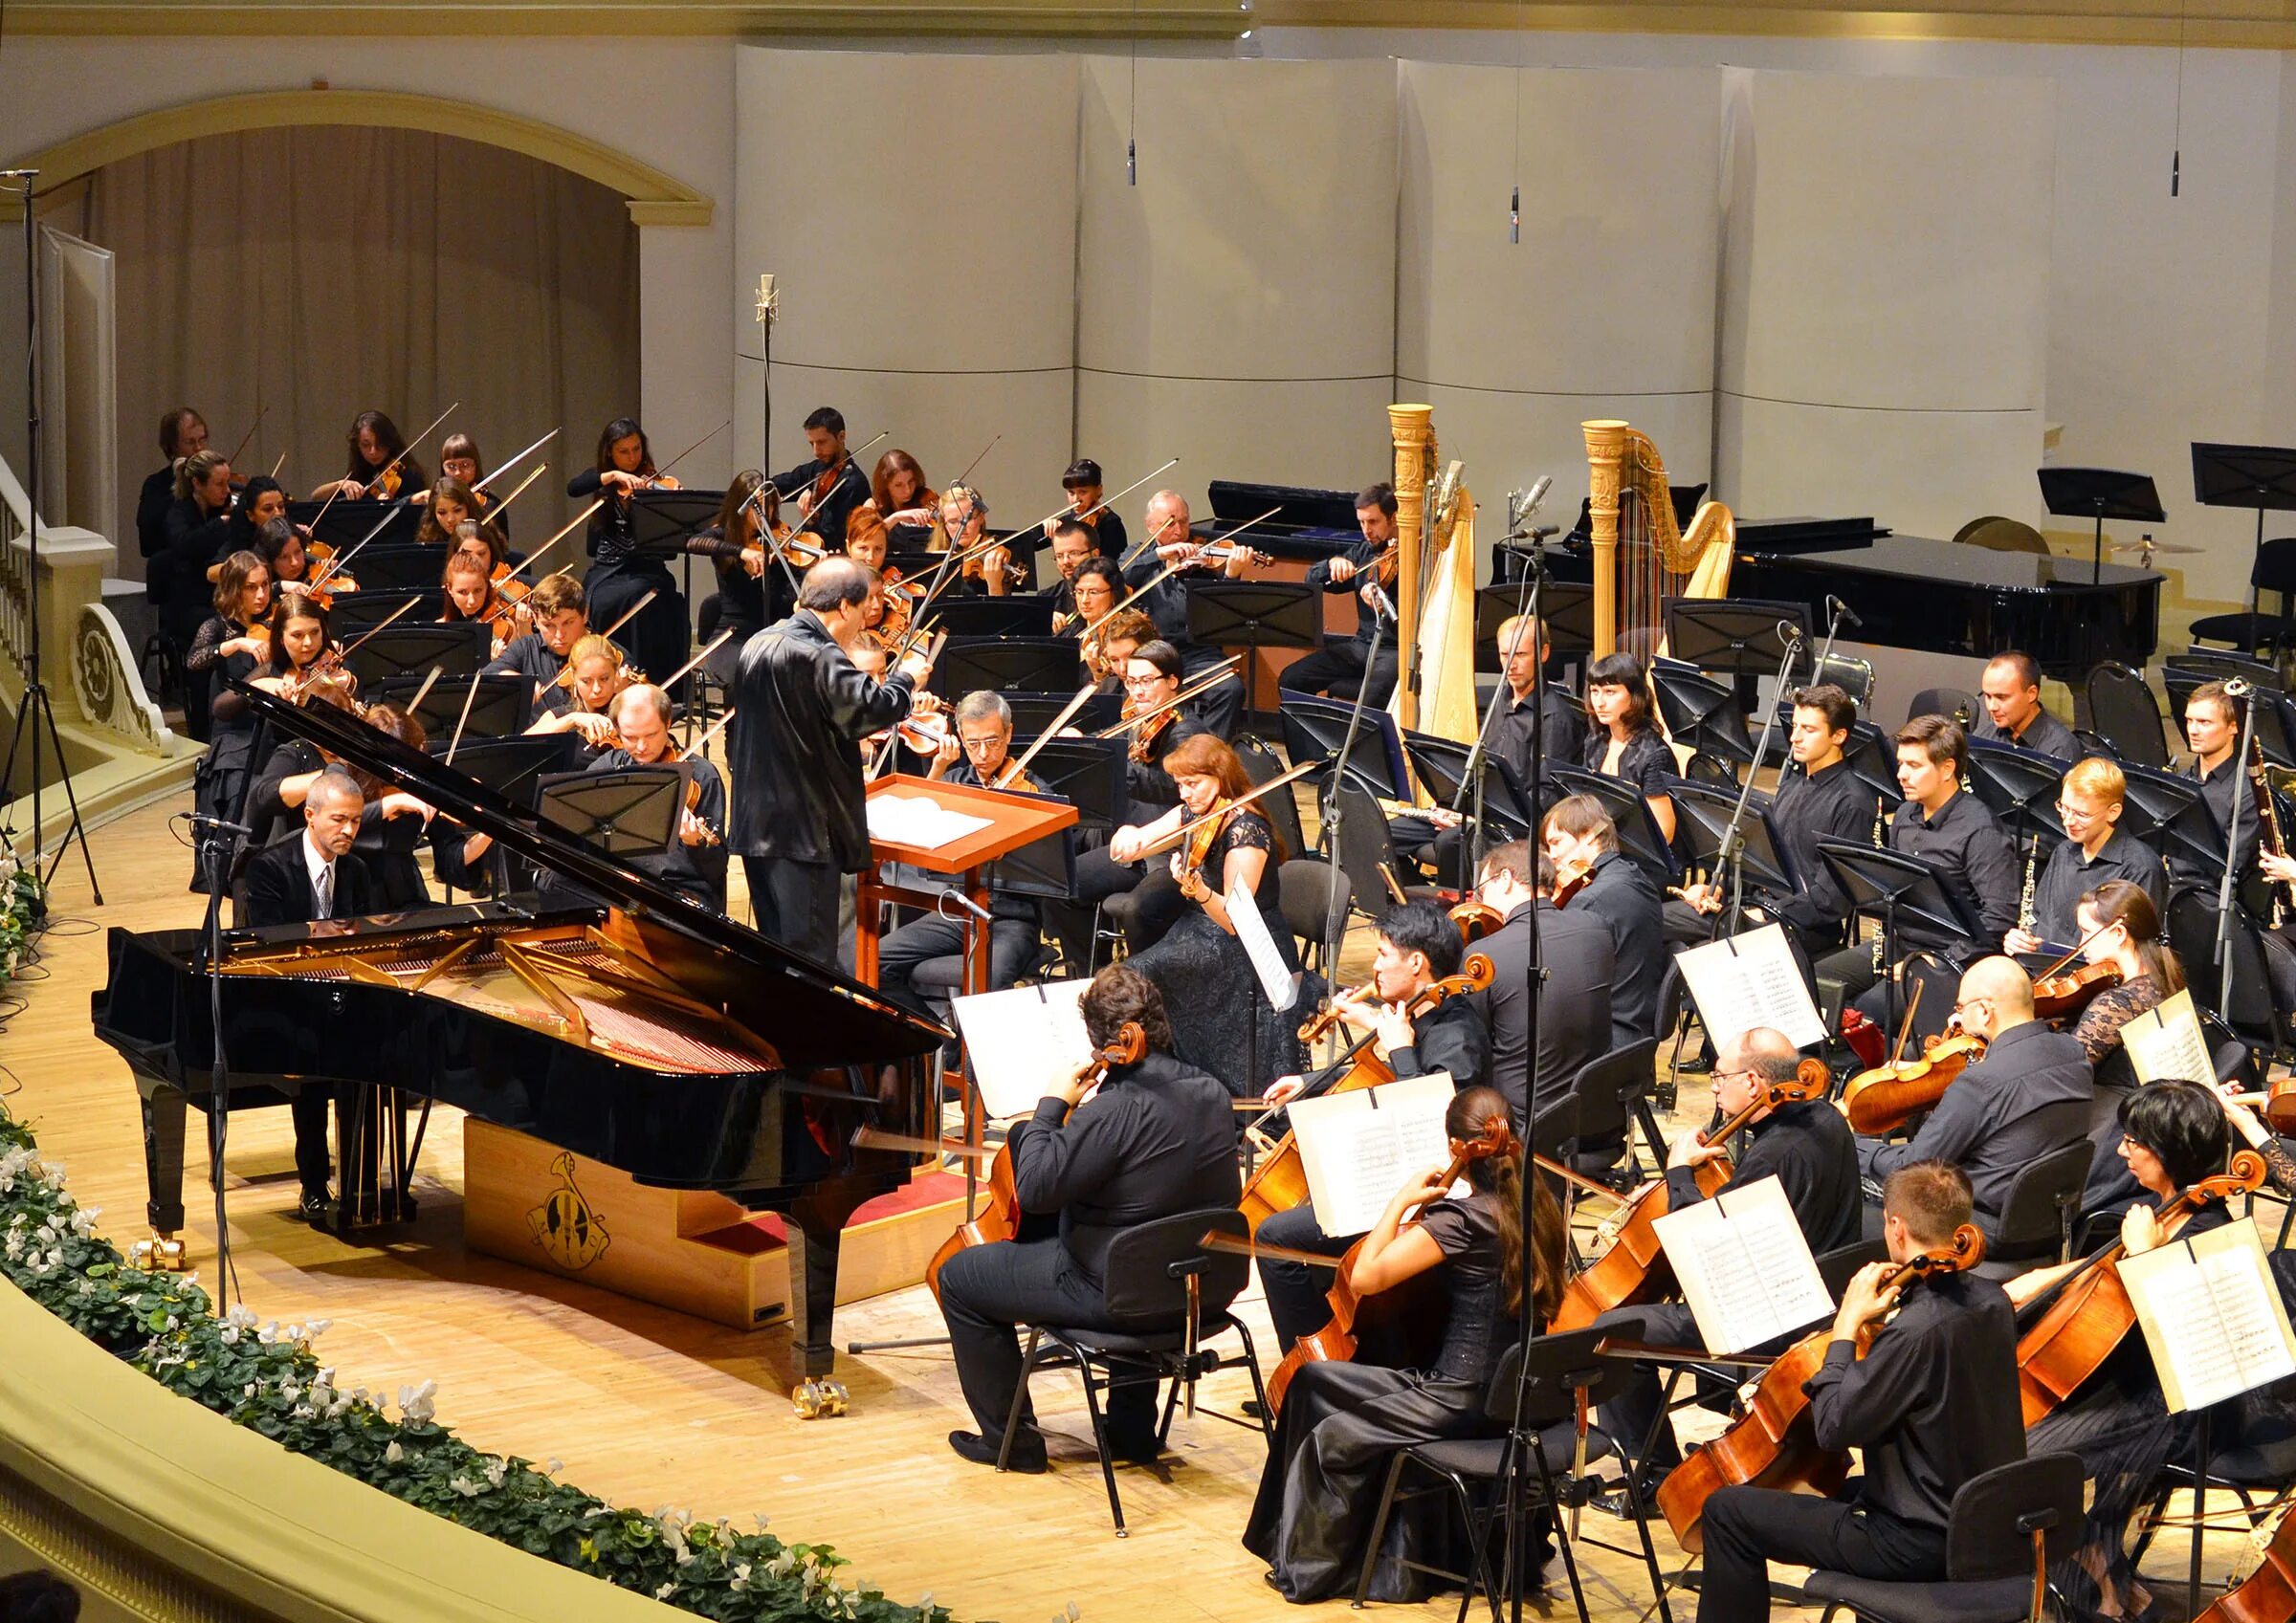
1388, 404, 1433, 732
1583, 418, 1628, 660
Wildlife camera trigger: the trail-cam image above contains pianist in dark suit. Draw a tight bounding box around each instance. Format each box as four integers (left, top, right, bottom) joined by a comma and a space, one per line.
237, 769, 373, 1220
937, 966, 1240, 1473
729, 555, 932, 964
1277, 482, 1401, 707
1972, 650, 2079, 761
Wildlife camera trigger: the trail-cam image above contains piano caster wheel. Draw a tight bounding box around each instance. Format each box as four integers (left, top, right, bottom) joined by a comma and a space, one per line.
790, 1379, 850, 1419
129, 1234, 189, 1272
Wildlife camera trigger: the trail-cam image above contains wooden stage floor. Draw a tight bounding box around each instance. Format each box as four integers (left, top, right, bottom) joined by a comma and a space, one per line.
5, 796, 2252, 1623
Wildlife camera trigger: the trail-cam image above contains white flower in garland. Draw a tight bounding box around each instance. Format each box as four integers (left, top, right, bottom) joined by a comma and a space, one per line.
483, 1458, 507, 1490
384, 1441, 404, 1464
450, 1476, 482, 1498
653, 1583, 677, 1602
730, 1562, 752, 1592
398, 1380, 437, 1423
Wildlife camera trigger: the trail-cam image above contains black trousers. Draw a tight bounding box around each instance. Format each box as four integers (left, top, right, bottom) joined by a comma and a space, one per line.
742, 854, 843, 966
1047, 850, 1184, 971
292, 1086, 333, 1196
1280, 637, 1399, 708
937, 1236, 1161, 1451
1182, 644, 1246, 738
1593, 1302, 1803, 1480
1259, 1202, 1356, 1352
1696, 1485, 1945, 1623
875, 911, 1038, 1018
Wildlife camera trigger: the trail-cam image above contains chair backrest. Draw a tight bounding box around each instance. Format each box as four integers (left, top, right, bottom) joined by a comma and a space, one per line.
1234, 735, 1310, 859
2168, 648, 2285, 691
1567, 1038, 1661, 1140
2084, 662, 2171, 771
2167, 883, 2281, 1038
1479, 1325, 1635, 1430
1906, 687, 1978, 729
1099, 1207, 1250, 1323
1330, 779, 1405, 914
1945, 1452, 2086, 1581
2253, 537, 2296, 596
1277, 857, 1351, 950
1815, 1239, 1889, 1300
2200, 1006, 2261, 1088
1527, 1091, 1579, 1161
1988, 1139, 2095, 1252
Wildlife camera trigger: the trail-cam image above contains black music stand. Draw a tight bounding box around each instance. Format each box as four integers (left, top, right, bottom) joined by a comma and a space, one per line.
536, 768, 680, 860
930, 597, 1055, 640
344, 623, 491, 687
935, 637, 1079, 696
341, 545, 450, 593
994, 817, 1083, 904
629, 488, 722, 555
1814, 840, 1984, 1032
1187, 580, 1320, 725
330, 589, 438, 632
2039, 467, 2167, 583
1279, 694, 1411, 801
1844, 721, 1901, 811
1009, 738, 1127, 831
1476, 581, 1594, 665
1651, 663, 1754, 771
1965, 738, 2069, 916
373, 670, 532, 738
1665, 598, 1811, 682
1667, 776, 1797, 902
432, 732, 579, 896
1402, 730, 1537, 842
2194, 444, 2296, 614
289, 500, 423, 550
1547, 765, 1676, 887
2117, 761, 2230, 878
1007, 689, 1121, 737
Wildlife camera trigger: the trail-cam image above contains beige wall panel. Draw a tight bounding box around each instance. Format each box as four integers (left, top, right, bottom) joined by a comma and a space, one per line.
1073, 371, 1393, 520
1077, 55, 1398, 383
1396, 61, 1720, 398
1718, 66, 2055, 412
1717, 392, 2045, 538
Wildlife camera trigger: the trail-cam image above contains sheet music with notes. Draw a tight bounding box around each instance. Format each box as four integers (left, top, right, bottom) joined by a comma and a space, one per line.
950, 980, 1093, 1119
2122, 1217, 2296, 1413
1674, 924, 1826, 1052
2121, 987, 2216, 1086
866, 792, 995, 851
1226, 875, 1302, 1013
1653, 1174, 1835, 1355
1291, 1072, 1458, 1239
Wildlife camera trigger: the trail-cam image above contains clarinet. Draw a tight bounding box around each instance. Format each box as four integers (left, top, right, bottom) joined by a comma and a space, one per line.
2247, 724, 2292, 931
2018, 839, 2038, 935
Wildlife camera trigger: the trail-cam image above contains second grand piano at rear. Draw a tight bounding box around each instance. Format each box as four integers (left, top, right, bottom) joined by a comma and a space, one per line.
91, 680, 947, 1387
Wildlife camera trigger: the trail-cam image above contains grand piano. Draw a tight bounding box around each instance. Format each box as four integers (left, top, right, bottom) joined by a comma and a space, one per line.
91, 684, 947, 1382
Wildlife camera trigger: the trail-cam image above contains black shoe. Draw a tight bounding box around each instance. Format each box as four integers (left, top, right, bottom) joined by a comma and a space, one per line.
947, 1429, 1046, 1473
294, 1190, 330, 1222
1104, 1427, 1162, 1465
1592, 1474, 1668, 1520
1241, 1398, 1266, 1419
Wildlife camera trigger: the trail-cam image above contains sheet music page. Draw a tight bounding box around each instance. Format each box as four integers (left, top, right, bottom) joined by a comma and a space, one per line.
1674, 924, 1826, 1052
1291, 1073, 1457, 1238
1654, 1174, 1833, 1354
2121, 988, 2216, 1086
866, 793, 995, 851
2124, 1217, 2296, 1413
1225, 876, 1302, 1013
950, 980, 1093, 1120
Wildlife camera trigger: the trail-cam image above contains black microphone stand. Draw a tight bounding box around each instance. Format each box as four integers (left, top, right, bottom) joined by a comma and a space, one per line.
1711, 622, 1804, 942
2213, 679, 2261, 1013
1446, 499, 1553, 891
190, 815, 248, 1300
1317, 593, 1390, 978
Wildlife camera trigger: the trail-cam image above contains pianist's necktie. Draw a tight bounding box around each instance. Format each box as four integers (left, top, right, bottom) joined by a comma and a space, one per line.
314, 863, 333, 922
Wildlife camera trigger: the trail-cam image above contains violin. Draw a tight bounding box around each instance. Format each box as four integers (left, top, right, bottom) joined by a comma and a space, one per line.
2193, 1500, 2296, 1623
2014, 1149, 2269, 1427
2264, 1076, 2296, 1137
1129, 705, 1178, 765
1238, 955, 1498, 1233
1839, 1025, 1989, 1137
1176, 796, 1231, 888
363, 465, 404, 502
681, 773, 722, 847
1553, 854, 1595, 907
1448, 899, 1506, 943
1263, 1112, 1516, 1416
925, 1021, 1148, 1302
2031, 959, 2124, 1022
1552, 1058, 1832, 1332
1655, 1221, 1987, 1552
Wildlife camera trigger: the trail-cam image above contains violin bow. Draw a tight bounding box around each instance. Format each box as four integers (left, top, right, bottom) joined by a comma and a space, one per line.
305, 487, 424, 594
1093, 657, 1243, 739
269, 451, 286, 481
224, 406, 269, 467
1004, 456, 1179, 574
1885, 974, 1924, 1065
446, 668, 485, 765
651, 417, 732, 481
596, 590, 658, 647
680, 709, 735, 761
496, 501, 601, 586
948, 433, 1001, 491
658, 630, 732, 693
469, 428, 559, 493
995, 682, 1100, 790
2030, 920, 2118, 984
477, 462, 548, 525
1137, 757, 1319, 860
1186, 505, 1286, 566
312, 400, 458, 527
405, 665, 444, 717
781, 428, 886, 521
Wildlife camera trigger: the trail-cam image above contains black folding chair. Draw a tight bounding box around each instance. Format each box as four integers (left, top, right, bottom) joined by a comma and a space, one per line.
2083, 661, 2171, 770
1801, 1453, 2084, 1623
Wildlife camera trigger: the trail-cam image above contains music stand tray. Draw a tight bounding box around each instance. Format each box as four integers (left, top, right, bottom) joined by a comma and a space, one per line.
1185, 580, 1321, 721
2038, 467, 2167, 582
935, 637, 1081, 696
1664, 599, 1812, 680
1965, 737, 2070, 859
329, 588, 438, 633
2194, 443, 2296, 609
344, 622, 492, 687
1402, 729, 1537, 840
1009, 737, 1127, 829
627, 488, 724, 557
1667, 776, 1796, 897
1815, 840, 1984, 945
1279, 694, 1411, 801
434, 733, 577, 803
1546, 765, 1677, 887
371, 670, 533, 739
932, 598, 1056, 640
537, 768, 680, 860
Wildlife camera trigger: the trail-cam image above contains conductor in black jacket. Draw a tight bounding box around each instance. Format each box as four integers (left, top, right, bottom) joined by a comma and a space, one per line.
236, 770, 373, 1219
1466, 840, 1613, 1130
938, 967, 1240, 1472
728, 555, 932, 964
1694, 1161, 2023, 1622
1592, 1026, 1861, 1492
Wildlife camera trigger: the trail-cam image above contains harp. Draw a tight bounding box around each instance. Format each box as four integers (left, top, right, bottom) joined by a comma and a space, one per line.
1386, 404, 1480, 742
1582, 419, 1734, 660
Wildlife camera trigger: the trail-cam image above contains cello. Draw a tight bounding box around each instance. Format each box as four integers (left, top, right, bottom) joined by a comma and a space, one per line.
923, 1021, 1148, 1303
1551, 1058, 1831, 1332
2014, 1149, 2269, 1427
2193, 1502, 2296, 1623
1653, 1221, 1988, 1552
1238, 955, 1497, 1233
1262, 1111, 1516, 1415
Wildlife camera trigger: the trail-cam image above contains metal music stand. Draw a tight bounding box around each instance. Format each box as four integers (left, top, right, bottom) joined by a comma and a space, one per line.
932, 597, 1055, 640
1965, 737, 2071, 872
2038, 467, 2167, 583
1844, 721, 1901, 809
1667, 777, 1797, 903
338, 545, 452, 594
1651, 663, 1755, 772
934, 637, 1079, 696
1547, 765, 1677, 887
1007, 690, 1120, 738
1402, 729, 1537, 842
2116, 762, 2227, 875
329, 588, 439, 633
536, 768, 681, 860
629, 487, 723, 559
1278, 693, 1411, 801
343, 622, 491, 687
1814, 841, 1984, 1032
1006, 738, 1127, 832
1664, 598, 1812, 682
371, 671, 532, 738
289, 499, 423, 550
2193, 443, 2296, 611
1186, 580, 1319, 725
432, 732, 580, 895
1476, 581, 1594, 664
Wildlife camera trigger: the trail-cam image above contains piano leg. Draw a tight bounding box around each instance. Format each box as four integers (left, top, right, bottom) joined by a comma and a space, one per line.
142, 1085, 188, 1234
783, 1186, 870, 1380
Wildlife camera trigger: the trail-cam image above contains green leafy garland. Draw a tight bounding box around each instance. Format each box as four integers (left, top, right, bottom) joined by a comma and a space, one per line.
0, 1108, 953, 1623
0, 848, 41, 977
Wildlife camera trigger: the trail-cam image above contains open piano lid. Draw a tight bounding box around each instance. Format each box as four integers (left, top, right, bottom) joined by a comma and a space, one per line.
232, 680, 949, 1063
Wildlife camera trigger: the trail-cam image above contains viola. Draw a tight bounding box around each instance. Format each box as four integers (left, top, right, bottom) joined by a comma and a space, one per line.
2031, 959, 2124, 1022
1840, 1027, 1989, 1137
1655, 1222, 1987, 1552
1263, 1112, 1517, 1416
2193, 1500, 2296, 1622
2015, 1149, 2268, 1427
925, 1021, 1148, 1302
1553, 1058, 1831, 1332
1448, 899, 1506, 943
2265, 1076, 2296, 1138
1554, 854, 1595, 907
1238, 955, 1497, 1233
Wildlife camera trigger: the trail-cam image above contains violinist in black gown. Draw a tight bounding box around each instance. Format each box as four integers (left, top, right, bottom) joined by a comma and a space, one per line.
768, 406, 871, 551
683, 473, 773, 689
1246, 1085, 1564, 1604
566, 417, 687, 692
937, 967, 1239, 1472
